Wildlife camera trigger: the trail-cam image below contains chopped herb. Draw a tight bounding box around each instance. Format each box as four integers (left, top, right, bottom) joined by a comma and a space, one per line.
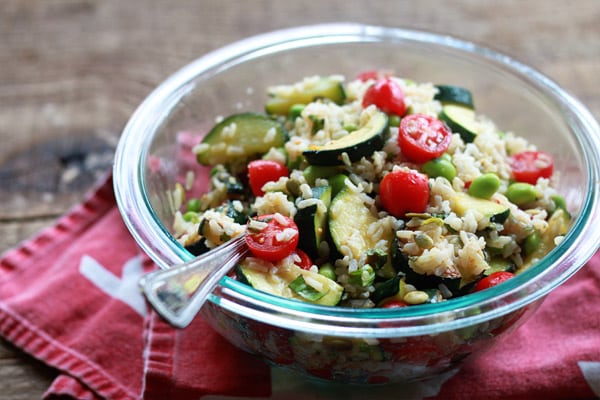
289, 275, 326, 301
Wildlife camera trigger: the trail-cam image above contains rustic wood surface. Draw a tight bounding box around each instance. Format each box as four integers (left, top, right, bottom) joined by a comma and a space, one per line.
1, 0, 598, 398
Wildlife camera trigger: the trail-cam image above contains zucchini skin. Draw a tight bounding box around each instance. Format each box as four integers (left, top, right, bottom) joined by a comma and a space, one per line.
294, 186, 332, 259
434, 85, 474, 108
303, 111, 389, 166
196, 112, 287, 166
439, 104, 478, 143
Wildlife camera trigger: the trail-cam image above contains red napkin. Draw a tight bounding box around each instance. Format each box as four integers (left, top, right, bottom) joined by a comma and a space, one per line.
0, 173, 599, 400
0, 174, 270, 400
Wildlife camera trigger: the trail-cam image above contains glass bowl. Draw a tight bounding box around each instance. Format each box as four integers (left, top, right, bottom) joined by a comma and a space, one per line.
113, 23, 600, 384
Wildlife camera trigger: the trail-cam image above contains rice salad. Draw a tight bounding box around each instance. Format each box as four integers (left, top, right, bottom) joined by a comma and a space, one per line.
172, 72, 570, 309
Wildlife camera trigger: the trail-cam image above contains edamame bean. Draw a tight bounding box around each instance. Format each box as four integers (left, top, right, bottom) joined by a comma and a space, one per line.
288, 104, 305, 120
318, 263, 337, 281
551, 194, 569, 216
506, 182, 537, 206
303, 165, 339, 185
523, 231, 542, 256
328, 174, 348, 197
183, 211, 200, 223
468, 173, 501, 199
186, 198, 201, 213
388, 115, 401, 127
422, 155, 457, 182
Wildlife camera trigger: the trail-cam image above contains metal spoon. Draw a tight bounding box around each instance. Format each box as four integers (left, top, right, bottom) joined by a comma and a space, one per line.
139, 234, 248, 328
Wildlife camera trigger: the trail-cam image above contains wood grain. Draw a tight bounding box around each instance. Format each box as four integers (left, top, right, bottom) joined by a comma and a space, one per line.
1, 0, 598, 398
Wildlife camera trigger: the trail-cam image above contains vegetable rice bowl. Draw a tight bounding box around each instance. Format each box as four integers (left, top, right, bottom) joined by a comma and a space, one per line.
170, 71, 570, 310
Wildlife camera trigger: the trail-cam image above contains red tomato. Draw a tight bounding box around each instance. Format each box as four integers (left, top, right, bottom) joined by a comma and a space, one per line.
245, 214, 299, 262
398, 114, 452, 163
357, 70, 380, 82
509, 151, 554, 184
362, 78, 407, 116
357, 70, 389, 82
294, 249, 313, 270
247, 160, 289, 197
380, 299, 409, 308
474, 271, 515, 292
379, 169, 430, 218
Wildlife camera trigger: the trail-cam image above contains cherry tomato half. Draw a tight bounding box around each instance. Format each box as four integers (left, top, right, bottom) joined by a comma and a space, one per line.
362, 78, 407, 116
245, 214, 299, 262
294, 249, 313, 270
380, 299, 409, 308
509, 150, 554, 184
248, 160, 289, 197
399, 114, 452, 163
474, 271, 515, 292
379, 169, 430, 218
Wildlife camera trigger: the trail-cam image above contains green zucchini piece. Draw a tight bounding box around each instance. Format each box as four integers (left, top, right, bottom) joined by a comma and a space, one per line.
196, 113, 287, 166
329, 188, 394, 262
449, 192, 510, 224
484, 257, 515, 276
236, 262, 343, 306
265, 77, 346, 116
439, 104, 479, 143
434, 85, 474, 108
372, 275, 402, 305
294, 186, 332, 259
303, 110, 389, 166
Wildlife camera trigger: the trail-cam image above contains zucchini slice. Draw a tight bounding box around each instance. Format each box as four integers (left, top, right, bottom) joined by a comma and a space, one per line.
329, 188, 395, 272
265, 77, 346, 116
196, 113, 287, 166
294, 186, 332, 259
236, 262, 343, 306
449, 192, 510, 224
303, 110, 389, 166
439, 104, 479, 143
434, 85, 474, 108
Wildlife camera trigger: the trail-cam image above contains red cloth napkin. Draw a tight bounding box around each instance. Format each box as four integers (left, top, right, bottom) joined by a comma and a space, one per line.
0, 174, 270, 400
0, 173, 599, 400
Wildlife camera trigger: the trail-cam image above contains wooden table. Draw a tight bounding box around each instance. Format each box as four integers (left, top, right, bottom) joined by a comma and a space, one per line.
1, 1, 598, 398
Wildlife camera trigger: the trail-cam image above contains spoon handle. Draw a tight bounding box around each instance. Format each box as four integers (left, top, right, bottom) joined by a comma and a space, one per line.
139, 235, 248, 328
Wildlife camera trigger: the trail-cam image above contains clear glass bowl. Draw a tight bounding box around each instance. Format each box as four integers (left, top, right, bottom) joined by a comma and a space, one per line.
114, 24, 600, 384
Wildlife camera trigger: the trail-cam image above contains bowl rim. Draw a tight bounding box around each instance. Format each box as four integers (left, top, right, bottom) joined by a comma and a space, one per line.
114, 23, 600, 336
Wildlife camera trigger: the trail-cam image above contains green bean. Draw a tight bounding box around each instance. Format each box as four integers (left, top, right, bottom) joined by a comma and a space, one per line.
468, 173, 501, 199
318, 263, 337, 281
523, 230, 542, 257
506, 182, 537, 206
422, 155, 457, 182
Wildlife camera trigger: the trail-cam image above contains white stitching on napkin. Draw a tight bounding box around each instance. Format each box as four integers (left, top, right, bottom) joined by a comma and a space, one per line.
579, 361, 600, 397
79, 254, 148, 317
